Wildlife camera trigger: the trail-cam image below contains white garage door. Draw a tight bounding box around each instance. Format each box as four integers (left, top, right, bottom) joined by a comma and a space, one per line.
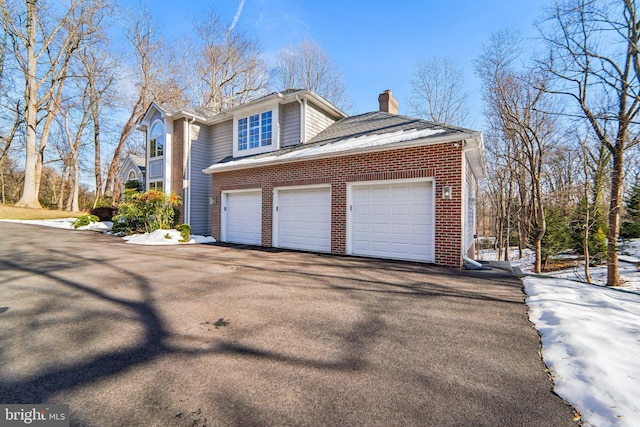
349, 180, 434, 262
223, 191, 262, 245
276, 187, 331, 252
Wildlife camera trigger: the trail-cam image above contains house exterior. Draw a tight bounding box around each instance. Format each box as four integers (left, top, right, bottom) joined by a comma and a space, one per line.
117, 154, 146, 191
137, 89, 485, 268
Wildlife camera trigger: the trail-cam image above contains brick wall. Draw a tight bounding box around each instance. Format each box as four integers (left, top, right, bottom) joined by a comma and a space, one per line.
210, 142, 464, 267
172, 118, 185, 222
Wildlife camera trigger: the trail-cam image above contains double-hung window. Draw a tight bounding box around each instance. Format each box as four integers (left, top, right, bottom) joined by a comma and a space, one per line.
237, 111, 273, 153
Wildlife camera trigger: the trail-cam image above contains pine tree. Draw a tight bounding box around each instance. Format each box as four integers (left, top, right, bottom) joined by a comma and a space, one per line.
621, 175, 640, 238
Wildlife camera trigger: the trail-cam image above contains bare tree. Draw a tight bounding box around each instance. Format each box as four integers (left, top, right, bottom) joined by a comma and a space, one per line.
102, 7, 185, 199
273, 38, 350, 110
537, 0, 640, 285
1, 0, 108, 208
77, 40, 116, 206
174, 9, 267, 112
476, 30, 558, 273
409, 56, 470, 126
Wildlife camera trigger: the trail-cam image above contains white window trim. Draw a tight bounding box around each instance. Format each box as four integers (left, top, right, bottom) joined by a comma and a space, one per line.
345, 177, 436, 260
272, 184, 331, 248
148, 119, 165, 159
148, 180, 164, 191
232, 103, 280, 158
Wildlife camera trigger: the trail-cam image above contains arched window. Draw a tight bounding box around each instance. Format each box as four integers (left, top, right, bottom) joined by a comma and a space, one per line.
128, 170, 136, 181
149, 122, 164, 158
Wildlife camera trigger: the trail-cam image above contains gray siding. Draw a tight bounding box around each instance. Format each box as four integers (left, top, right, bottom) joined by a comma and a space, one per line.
464, 160, 477, 253
210, 119, 233, 163
306, 102, 336, 141
280, 102, 301, 147
150, 109, 163, 124
189, 124, 212, 235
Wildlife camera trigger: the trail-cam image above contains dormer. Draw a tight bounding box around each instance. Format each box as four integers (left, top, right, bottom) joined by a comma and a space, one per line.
232, 101, 279, 158
226, 90, 346, 158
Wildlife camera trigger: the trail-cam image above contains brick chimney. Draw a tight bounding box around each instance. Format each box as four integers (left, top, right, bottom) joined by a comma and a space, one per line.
378, 89, 399, 114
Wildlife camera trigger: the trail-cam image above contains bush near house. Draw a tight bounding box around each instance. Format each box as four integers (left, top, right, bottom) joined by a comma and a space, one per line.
72, 214, 100, 229
112, 190, 181, 235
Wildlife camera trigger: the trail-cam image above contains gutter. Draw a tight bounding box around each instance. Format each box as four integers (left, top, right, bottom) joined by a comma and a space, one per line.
203, 131, 480, 174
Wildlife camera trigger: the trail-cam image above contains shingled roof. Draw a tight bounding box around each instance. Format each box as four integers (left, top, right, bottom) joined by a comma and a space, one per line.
205, 111, 481, 174
306, 111, 473, 145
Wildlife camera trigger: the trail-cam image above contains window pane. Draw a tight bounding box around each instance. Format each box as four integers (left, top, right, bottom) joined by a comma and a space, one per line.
261, 111, 272, 146
150, 123, 164, 158
238, 117, 247, 150
249, 114, 260, 148
157, 136, 163, 156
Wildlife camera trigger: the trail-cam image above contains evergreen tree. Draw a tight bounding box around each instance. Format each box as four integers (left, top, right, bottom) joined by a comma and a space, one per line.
538, 208, 573, 270
621, 175, 640, 239
570, 196, 608, 266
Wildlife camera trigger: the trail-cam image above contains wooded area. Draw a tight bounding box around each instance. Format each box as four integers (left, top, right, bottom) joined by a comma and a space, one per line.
1, 0, 640, 286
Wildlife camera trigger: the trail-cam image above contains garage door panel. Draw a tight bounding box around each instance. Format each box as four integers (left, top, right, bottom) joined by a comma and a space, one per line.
225, 191, 262, 245
351, 181, 434, 262
277, 187, 331, 252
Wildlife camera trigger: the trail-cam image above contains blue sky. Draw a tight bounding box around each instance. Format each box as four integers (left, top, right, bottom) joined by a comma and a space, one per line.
123, 0, 546, 128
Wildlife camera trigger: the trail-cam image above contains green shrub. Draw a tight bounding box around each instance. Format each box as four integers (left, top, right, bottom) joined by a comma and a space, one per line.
125, 179, 142, 191
112, 190, 182, 235
176, 223, 191, 242
72, 214, 100, 229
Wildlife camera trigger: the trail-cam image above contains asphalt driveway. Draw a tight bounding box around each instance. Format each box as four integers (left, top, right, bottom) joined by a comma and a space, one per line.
0, 222, 576, 426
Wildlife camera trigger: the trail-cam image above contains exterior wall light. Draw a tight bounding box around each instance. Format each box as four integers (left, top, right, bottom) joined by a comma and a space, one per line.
442, 186, 452, 200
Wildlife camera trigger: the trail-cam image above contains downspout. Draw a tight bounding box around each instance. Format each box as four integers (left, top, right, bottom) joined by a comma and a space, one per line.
461, 137, 488, 270
296, 94, 307, 143
184, 116, 196, 226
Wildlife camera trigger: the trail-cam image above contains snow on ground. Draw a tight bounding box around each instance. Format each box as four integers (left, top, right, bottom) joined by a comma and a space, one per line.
123, 229, 216, 245
478, 242, 640, 426
525, 277, 640, 427
476, 244, 640, 293
0, 218, 216, 245
0, 218, 112, 232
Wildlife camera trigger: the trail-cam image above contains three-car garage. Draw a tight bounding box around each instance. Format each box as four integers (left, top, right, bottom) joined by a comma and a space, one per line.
220, 179, 435, 263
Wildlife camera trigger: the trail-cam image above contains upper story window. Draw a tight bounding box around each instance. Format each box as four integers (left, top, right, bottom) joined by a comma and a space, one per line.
149, 122, 164, 158
128, 171, 136, 180
238, 111, 272, 152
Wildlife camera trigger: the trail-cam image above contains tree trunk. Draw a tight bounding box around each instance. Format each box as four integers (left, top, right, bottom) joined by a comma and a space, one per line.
15, 0, 41, 208
57, 162, 68, 210
607, 145, 624, 286
533, 177, 546, 274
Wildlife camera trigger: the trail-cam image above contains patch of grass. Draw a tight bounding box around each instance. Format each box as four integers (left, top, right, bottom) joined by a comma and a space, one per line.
0, 205, 87, 220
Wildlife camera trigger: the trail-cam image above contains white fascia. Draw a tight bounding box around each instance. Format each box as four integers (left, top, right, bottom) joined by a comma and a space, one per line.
204, 131, 479, 175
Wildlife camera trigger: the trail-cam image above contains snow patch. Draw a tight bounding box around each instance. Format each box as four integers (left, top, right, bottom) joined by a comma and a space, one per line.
124, 229, 216, 245
524, 276, 640, 427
